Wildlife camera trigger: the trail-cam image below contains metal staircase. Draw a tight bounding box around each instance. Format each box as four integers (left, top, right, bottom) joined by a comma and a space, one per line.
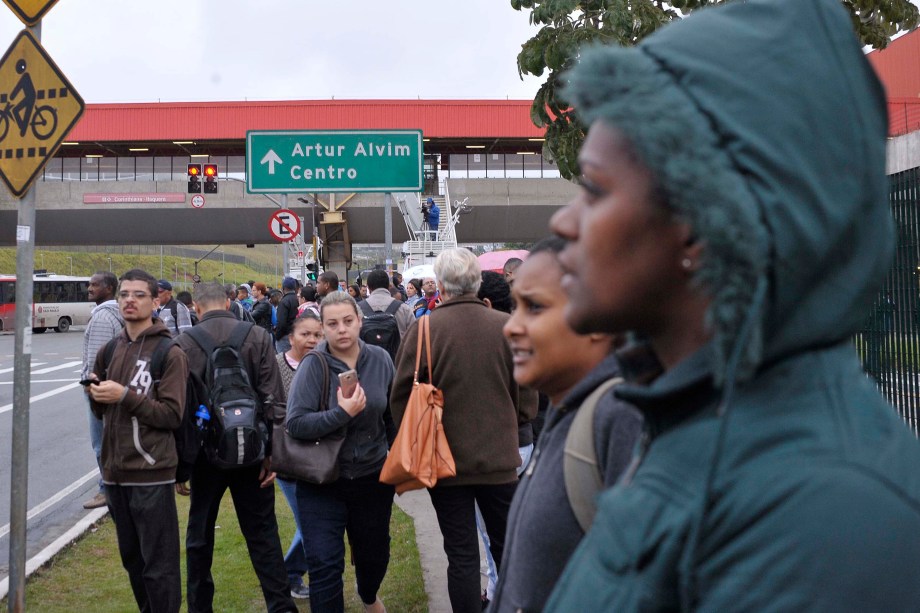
398, 188, 458, 270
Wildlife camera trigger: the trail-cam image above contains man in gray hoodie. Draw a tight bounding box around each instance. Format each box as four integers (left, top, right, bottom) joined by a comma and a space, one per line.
80, 271, 123, 509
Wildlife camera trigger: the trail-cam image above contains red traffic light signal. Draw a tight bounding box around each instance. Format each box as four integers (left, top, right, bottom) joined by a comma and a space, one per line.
187, 164, 201, 193
203, 163, 218, 193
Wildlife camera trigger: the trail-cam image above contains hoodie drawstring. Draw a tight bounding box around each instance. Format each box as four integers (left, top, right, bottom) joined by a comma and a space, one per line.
678, 277, 767, 611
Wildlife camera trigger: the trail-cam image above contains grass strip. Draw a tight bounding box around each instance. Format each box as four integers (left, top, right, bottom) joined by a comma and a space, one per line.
2, 486, 427, 612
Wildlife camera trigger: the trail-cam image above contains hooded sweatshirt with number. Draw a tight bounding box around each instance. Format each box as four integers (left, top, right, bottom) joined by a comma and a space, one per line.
90, 319, 187, 485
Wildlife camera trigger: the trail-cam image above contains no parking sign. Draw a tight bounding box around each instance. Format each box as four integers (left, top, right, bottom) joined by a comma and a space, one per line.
269, 209, 301, 242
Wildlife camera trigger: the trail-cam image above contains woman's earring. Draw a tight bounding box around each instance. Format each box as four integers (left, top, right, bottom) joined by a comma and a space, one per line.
681, 258, 693, 271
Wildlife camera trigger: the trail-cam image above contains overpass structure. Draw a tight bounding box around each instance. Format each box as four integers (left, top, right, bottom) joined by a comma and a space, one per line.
0, 100, 577, 247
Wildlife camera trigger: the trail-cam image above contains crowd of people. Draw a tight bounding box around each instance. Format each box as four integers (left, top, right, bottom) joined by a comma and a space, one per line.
78, 0, 920, 611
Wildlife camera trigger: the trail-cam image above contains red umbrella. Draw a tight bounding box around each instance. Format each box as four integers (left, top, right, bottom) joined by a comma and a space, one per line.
477, 250, 529, 273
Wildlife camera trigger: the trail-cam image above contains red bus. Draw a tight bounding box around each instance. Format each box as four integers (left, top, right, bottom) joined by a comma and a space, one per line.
0, 274, 93, 333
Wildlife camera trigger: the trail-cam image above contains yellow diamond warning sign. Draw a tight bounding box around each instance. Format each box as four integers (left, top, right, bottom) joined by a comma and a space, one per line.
0, 29, 83, 198
2, 0, 60, 26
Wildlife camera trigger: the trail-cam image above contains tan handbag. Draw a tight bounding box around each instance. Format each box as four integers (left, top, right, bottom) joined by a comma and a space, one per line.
380, 315, 456, 494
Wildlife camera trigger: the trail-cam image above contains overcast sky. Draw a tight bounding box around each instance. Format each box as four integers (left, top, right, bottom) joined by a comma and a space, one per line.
0, 0, 544, 103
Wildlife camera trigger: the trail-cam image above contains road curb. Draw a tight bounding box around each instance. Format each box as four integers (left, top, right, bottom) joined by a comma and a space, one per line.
0, 507, 108, 602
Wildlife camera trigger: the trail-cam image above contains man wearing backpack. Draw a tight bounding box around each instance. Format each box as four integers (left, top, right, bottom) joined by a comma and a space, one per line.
87, 268, 188, 613
226, 283, 255, 324
360, 269, 414, 361
156, 279, 193, 337
177, 282, 296, 613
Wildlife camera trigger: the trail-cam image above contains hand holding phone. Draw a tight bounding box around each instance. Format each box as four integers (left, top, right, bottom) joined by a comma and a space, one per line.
338, 370, 358, 399
79, 378, 99, 387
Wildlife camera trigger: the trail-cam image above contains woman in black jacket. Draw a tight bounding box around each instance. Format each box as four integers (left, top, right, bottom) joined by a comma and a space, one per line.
286, 291, 395, 613
250, 282, 273, 335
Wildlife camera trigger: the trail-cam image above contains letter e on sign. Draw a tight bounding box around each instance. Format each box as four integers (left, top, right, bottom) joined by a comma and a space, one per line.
269, 208, 301, 242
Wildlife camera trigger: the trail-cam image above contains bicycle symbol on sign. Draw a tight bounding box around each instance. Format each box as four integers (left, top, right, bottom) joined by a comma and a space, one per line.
0, 58, 58, 143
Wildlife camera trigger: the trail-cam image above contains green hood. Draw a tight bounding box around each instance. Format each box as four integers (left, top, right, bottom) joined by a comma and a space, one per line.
566, 0, 893, 383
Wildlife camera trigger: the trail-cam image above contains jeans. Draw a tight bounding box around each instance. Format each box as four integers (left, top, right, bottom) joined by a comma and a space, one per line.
277, 477, 308, 582
296, 473, 395, 613
429, 481, 517, 613
476, 444, 531, 601
107, 484, 181, 613
186, 459, 296, 613
86, 394, 104, 492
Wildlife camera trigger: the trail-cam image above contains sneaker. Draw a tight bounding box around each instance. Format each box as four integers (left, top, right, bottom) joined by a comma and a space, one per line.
82, 492, 107, 509
289, 577, 309, 600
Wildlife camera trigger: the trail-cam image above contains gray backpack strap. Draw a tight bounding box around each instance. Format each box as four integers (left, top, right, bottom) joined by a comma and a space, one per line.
564, 376, 624, 533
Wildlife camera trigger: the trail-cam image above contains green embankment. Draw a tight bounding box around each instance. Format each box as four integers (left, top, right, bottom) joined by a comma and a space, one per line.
0, 246, 286, 292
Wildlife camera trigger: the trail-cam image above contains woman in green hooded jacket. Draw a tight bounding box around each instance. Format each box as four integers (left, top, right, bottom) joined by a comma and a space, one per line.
544, 0, 920, 610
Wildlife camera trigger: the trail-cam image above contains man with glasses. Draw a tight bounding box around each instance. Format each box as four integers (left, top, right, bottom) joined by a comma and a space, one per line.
87, 268, 188, 613
414, 277, 440, 318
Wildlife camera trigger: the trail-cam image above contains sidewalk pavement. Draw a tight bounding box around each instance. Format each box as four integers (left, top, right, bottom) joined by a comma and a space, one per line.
395, 489, 452, 613
395, 489, 495, 612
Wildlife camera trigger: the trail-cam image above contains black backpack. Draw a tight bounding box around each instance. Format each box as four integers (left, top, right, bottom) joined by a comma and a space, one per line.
231, 299, 255, 324
358, 300, 402, 361
185, 322, 267, 470
101, 336, 204, 483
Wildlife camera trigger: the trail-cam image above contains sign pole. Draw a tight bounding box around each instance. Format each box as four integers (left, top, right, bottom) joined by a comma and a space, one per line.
281, 194, 289, 278
311, 193, 319, 272
384, 192, 393, 275
8, 19, 39, 611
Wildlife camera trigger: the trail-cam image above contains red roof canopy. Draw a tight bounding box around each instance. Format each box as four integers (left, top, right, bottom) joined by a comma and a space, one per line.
887, 97, 920, 138
67, 99, 544, 142
868, 30, 920, 100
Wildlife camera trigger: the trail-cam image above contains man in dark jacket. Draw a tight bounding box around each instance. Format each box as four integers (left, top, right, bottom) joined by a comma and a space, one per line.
88, 268, 188, 613
273, 276, 300, 353
391, 248, 537, 613
178, 282, 296, 613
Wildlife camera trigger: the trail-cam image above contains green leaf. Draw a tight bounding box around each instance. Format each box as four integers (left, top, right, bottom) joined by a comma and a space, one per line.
517, 35, 548, 77
530, 84, 552, 127
513, 0, 920, 180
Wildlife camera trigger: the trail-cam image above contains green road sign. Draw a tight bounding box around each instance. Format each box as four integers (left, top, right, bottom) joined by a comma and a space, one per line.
246, 129, 423, 193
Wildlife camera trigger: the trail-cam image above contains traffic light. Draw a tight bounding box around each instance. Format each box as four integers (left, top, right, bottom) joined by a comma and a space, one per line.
306, 262, 316, 281
203, 164, 218, 193
187, 164, 201, 193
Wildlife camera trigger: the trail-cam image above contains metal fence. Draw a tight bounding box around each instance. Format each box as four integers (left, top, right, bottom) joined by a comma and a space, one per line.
859, 167, 920, 436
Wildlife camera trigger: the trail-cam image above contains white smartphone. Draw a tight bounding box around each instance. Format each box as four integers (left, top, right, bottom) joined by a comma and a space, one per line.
338, 369, 358, 399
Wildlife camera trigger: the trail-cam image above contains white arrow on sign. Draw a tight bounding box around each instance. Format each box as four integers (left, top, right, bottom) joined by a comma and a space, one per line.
260, 149, 283, 175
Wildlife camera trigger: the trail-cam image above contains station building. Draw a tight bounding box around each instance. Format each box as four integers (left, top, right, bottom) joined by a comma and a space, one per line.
0, 99, 578, 254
